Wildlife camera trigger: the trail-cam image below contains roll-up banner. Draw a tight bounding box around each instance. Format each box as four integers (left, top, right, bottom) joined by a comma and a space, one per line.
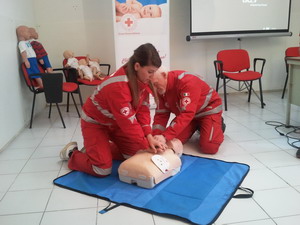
113, 0, 170, 69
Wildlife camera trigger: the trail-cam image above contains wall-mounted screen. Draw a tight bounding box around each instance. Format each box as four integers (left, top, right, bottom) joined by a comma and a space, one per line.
187, 0, 292, 40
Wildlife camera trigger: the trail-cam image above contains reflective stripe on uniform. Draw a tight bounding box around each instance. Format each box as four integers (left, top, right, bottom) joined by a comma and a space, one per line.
90, 75, 128, 120
199, 87, 214, 111
92, 165, 112, 176
152, 124, 166, 131
195, 105, 223, 118
81, 110, 113, 126
155, 109, 170, 113
142, 101, 150, 108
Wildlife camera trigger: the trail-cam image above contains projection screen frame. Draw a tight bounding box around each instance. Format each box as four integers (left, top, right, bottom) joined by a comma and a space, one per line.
188, 0, 292, 40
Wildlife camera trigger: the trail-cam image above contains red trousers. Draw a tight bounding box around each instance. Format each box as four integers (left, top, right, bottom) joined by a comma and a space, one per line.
176, 113, 224, 154
68, 119, 148, 177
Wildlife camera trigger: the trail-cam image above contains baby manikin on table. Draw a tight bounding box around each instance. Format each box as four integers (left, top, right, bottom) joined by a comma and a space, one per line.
118, 139, 183, 189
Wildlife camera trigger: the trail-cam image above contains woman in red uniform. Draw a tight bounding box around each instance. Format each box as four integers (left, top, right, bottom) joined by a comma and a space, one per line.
60, 43, 165, 177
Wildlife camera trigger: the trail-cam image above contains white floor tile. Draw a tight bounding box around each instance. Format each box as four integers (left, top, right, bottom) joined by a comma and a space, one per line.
46, 188, 97, 211
253, 187, 300, 217
41, 208, 97, 225
0, 160, 27, 175
237, 140, 282, 154
10, 171, 58, 191
0, 147, 36, 161
225, 219, 276, 225
0, 213, 43, 225
241, 168, 289, 191
0, 189, 52, 215
0, 174, 18, 192
21, 157, 62, 173
271, 165, 300, 186
225, 130, 264, 142
274, 215, 300, 225
252, 151, 300, 168
31, 145, 63, 159
214, 198, 269, 224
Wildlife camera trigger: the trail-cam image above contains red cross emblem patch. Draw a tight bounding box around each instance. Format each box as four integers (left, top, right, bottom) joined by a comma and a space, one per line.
120, 107, 130, 116
181, 97, 191, 106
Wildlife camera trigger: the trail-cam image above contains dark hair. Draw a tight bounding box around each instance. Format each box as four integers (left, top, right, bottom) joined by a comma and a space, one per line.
126, 43, 161, 108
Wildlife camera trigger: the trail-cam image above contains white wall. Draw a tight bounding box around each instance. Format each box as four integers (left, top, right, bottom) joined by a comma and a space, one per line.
0, 0, 45, 150
33, 0, 300, 93
1, 0, 299, 149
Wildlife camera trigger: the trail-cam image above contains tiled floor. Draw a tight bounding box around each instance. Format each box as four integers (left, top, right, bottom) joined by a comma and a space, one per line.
0, 91, 300, 225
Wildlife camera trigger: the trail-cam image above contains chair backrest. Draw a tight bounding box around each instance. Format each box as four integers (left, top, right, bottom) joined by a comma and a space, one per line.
285, 47, 300, 57
21, 63, 45, 91
217, 49, 250, 72
40, 73, 63, 103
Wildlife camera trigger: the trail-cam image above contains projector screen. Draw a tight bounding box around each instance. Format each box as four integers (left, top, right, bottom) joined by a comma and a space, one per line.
188, 0, 292, 40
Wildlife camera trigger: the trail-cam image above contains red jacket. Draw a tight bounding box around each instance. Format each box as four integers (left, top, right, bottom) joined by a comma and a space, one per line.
82, 66, 152, 142
152, 70, 222, 141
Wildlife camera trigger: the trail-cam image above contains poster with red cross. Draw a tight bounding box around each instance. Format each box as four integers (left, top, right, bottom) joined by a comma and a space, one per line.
113, 0, 169, 69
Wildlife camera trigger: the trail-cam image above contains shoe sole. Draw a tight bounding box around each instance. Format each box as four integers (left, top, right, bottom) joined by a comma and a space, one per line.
60, 142, 78, 160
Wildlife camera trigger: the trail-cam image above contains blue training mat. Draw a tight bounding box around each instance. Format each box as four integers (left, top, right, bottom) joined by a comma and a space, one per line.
54, 155, 250, 225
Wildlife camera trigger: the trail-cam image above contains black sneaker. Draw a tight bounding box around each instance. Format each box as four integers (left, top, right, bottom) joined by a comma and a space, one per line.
222, 117, 226, 133
296, 148, 300, 159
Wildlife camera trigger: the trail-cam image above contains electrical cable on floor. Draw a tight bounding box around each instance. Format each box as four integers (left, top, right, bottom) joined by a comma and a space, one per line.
265, 121, 300, 150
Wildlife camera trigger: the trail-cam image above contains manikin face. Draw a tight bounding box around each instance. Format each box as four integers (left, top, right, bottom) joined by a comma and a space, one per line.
134, 62, 158, 84
150, 70, 168, 95
140, 4, 161, 18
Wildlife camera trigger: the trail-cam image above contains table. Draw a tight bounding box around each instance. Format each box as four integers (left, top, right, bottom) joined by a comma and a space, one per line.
286, 57, 300, 125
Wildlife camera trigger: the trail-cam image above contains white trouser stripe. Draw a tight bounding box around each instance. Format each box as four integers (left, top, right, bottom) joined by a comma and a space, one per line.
92, 165, 112, 175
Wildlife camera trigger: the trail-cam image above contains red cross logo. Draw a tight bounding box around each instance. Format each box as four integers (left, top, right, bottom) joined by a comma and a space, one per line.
120, 107, 130, 116
181, 97, 191, 106
125, 18, 133, 27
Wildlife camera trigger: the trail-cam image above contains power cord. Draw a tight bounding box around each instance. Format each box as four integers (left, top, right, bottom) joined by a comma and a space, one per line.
265, 121, 300, 151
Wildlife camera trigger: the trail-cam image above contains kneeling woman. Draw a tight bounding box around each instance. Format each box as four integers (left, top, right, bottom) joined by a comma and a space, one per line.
60, 43, 165, 177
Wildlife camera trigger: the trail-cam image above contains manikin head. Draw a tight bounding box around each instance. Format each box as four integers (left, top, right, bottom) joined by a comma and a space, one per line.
140, 4, 162, 18
16, 25, 30, 41
63, 50, 74, 59
150, 66, 169, 95
28, 27, 39, 39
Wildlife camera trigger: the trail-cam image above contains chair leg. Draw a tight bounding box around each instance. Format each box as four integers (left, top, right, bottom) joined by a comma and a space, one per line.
29, 93, 36, 129
48, 103, 52, 118
78, 87, 83, 106
66, 93, 70, 112
282, 73, 289, 99
248, 81, 253, 102
71, 93, 81, 118
216, 77, 220, 92
259, 78, 264, 108
56, 103, 66, 128
223, 77, 227, 111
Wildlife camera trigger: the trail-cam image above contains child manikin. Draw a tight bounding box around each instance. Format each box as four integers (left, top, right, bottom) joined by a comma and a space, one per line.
16, 25, 43, 89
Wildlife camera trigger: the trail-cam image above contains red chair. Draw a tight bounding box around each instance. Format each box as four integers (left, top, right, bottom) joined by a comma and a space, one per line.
21, 63, 81, 128
214, 49, 266, 111
282, 47, 300, 99
61, 57, 111, 108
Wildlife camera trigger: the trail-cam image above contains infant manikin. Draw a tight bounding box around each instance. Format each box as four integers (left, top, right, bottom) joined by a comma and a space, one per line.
63, 50, 79, 69
86, 54, 103, 79
78, 59, 94, 81
118, 138, 183, 189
